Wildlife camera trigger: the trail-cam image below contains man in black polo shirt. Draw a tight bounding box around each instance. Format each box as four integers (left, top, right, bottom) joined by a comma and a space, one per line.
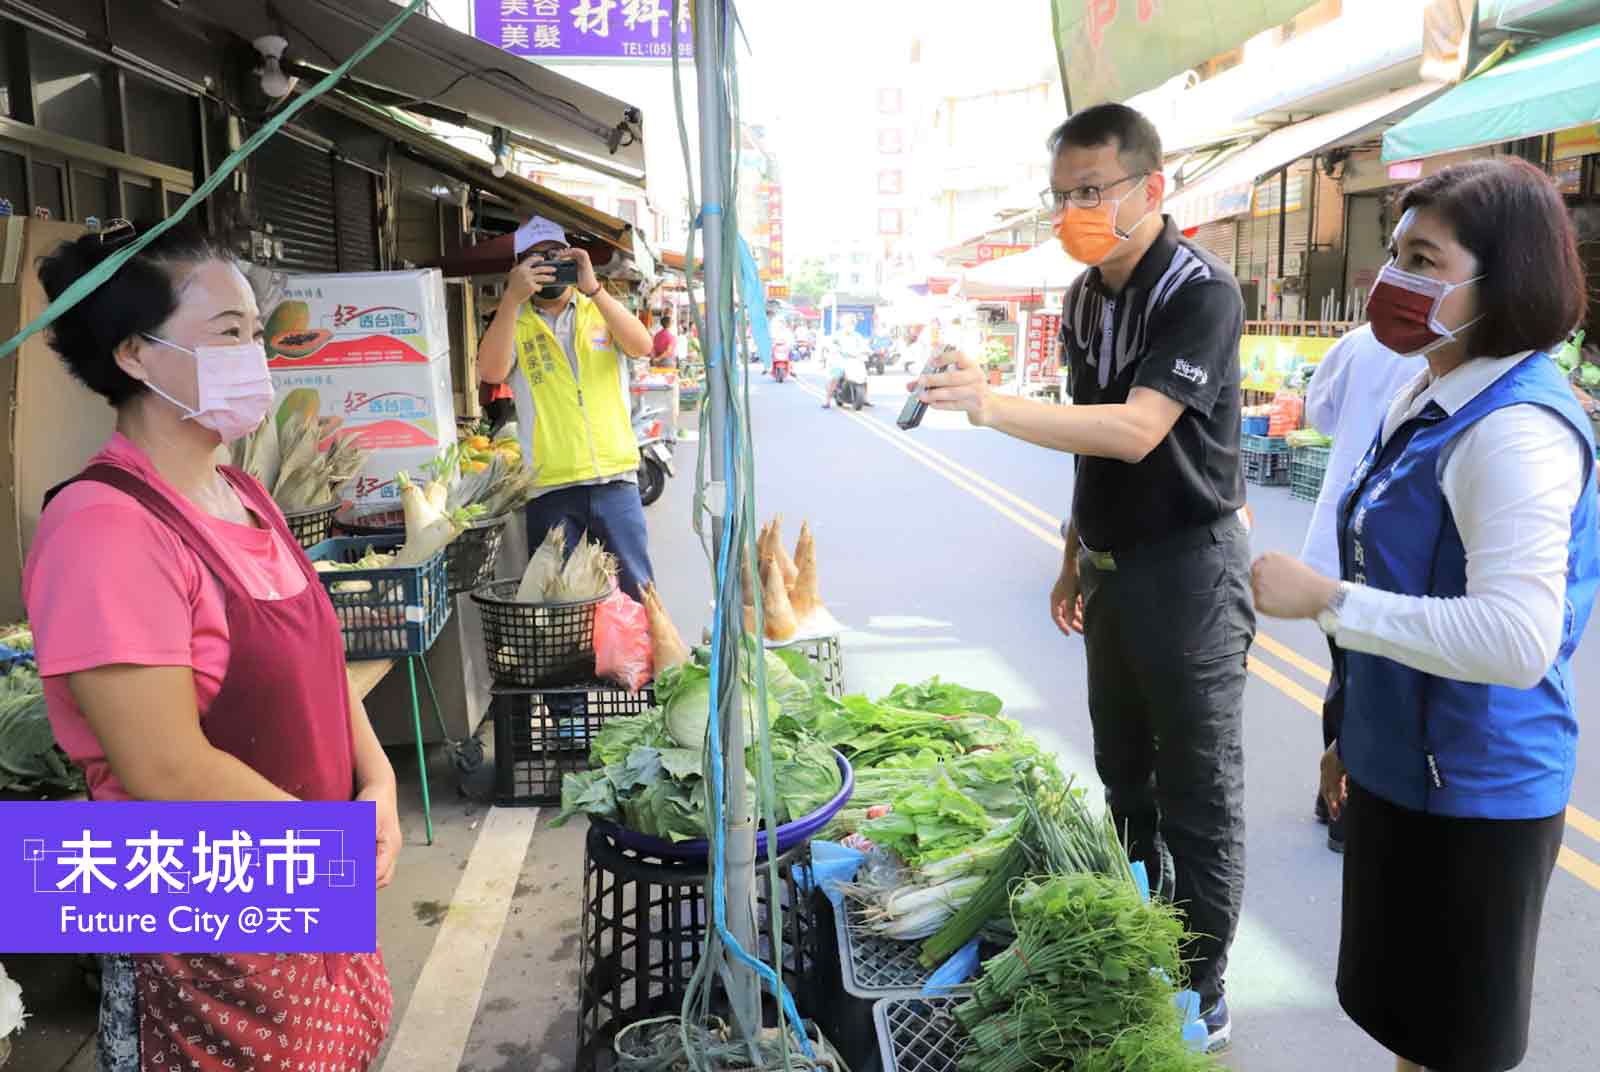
918, 103, 1253, 1052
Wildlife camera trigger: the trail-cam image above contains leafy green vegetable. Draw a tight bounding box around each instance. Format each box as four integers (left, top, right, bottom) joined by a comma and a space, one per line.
884, 676, 1004, 717
554, 704, 840, 840
761, 733, 843, 822
809, 695, 1023, 768
0, 666, 82, 794
859, 771, 996, 865
591, 714, 671, 767
655, 661, 772, 750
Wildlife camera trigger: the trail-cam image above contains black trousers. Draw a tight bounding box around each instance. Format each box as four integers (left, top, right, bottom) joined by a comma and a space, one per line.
1078, 519, 1255, 1009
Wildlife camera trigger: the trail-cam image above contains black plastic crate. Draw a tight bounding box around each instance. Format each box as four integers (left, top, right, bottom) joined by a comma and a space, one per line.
306, 536, 450, 660
473, 580, 609, 688
578, 825, 816, 1072
283, 503, 338, 550
491, 685, 654, 806
446, 515, 508, 595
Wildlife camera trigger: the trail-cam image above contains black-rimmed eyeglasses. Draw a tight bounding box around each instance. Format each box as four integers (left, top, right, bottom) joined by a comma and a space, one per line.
1039, 172, 1150, 212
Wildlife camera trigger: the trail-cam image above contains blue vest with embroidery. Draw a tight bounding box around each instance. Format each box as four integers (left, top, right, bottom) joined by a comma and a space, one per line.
1338, 353, 1599, 818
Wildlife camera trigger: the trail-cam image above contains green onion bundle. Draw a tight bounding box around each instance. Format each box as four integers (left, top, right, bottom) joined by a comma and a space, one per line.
951, 874, 1216, 1071
917, 765, 1125, 968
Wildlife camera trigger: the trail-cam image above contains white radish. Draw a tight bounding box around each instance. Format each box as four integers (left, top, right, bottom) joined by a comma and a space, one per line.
393, 472, 470, 567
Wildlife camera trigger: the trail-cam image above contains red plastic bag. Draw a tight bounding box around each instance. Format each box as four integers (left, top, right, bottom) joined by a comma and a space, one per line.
594, 589, 653, 692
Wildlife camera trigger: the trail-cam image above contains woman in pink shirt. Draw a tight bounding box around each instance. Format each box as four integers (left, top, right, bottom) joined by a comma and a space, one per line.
22, 223, 396, 1072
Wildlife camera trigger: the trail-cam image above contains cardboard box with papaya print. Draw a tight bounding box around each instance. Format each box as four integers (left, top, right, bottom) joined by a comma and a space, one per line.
271, 358, 455, 448
339, 447, 446, 517
264, 269, 451, 369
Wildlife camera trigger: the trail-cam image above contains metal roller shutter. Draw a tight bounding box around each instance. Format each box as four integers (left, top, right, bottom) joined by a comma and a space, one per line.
334, 161, 381, 272
252, 133, 338, 274
1244, 208, 1309, 276
1190, 220, 1237, 272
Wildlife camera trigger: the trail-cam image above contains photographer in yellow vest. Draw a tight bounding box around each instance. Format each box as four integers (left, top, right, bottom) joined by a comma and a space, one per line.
478, 217, 657, 597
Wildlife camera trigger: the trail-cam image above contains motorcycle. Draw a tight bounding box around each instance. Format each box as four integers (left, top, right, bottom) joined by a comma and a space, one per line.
866, 338, 897, 376
770, 341, 792, 383
831, 357, 870, 411
792, 339, 814, 362
633, 405, 676, 507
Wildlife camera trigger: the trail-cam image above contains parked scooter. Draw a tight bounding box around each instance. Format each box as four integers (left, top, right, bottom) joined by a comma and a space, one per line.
770, 340, 792, 383
633, 405, 676, 507
831, 357, 870, 411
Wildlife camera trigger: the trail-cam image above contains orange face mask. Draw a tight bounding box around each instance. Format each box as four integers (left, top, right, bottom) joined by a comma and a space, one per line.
1054, 187, 1151, 265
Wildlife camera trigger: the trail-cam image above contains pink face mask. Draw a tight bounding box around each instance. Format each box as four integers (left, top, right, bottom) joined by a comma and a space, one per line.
140, 334, 275, 443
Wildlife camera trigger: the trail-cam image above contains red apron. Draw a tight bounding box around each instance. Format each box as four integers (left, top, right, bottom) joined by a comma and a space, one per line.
53, 465, 393, 1072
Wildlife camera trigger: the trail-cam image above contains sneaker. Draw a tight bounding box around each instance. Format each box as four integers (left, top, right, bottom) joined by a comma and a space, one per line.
1200, 997, 1231, 1053
1314, 791, 1329, 824
1327, 812, 1346, 854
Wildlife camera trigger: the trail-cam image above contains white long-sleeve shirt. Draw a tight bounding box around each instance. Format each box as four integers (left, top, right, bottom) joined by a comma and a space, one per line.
1299, 325, 1419, 578
1333, 351, 1587, 690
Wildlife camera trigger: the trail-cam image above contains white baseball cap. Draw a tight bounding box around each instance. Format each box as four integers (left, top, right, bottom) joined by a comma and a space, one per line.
515, 216, 568, 254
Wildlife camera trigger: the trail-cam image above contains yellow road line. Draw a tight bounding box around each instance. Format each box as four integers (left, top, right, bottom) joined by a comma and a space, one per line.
1247, 655, 1327, 713
792, 372, 1600, 894
1558, 846, 1600, 890
842, 385, 1064, 526
796, 379, 1067, 548
1254, 632, 1331, 686
1566, 805, 1600, 845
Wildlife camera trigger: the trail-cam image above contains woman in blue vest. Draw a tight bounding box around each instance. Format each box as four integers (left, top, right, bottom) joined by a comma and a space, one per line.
1251, 158, 1597, 1071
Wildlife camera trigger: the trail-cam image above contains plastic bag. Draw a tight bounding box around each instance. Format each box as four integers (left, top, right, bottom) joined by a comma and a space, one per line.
1268, 391, 1304, 436
594, 589, 653, 692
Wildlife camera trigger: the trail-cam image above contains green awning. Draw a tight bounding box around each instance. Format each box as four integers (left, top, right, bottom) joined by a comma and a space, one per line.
1052, 0, 1315, 110
1382, 21, 1600, 161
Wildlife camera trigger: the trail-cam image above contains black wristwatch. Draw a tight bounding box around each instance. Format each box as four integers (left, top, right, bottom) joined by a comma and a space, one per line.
581, 282, 603, 299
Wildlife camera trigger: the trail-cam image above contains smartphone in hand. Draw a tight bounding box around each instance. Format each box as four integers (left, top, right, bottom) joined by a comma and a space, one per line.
897, 390, 930, 431
898, 348, 956, 431
544, 258, 581, 285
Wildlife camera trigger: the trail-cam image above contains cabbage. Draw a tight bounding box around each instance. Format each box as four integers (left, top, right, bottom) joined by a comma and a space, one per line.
655, 661, 772, 750
758, 734, 843, 822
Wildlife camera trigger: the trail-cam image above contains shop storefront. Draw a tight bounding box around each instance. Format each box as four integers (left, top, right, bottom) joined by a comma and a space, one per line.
1167, 82, 1442, 325
1381, 21, 1600, 348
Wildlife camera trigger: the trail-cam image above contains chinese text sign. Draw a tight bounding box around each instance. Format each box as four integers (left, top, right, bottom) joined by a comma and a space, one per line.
0, 802, 376, 953
473, 0, 695, 62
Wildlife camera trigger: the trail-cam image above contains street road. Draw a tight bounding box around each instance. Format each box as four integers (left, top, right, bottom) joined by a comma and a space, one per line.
673, 362, 1600, 1071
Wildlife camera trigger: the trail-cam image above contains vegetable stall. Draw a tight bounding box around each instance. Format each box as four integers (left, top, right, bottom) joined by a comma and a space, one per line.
544, 569, 1217, 1071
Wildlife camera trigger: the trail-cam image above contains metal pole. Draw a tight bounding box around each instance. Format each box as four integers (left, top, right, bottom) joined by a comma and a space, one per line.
695, 0, 762, 1035
1306, 155, 1318, 326
1276, 167, 1289, 319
